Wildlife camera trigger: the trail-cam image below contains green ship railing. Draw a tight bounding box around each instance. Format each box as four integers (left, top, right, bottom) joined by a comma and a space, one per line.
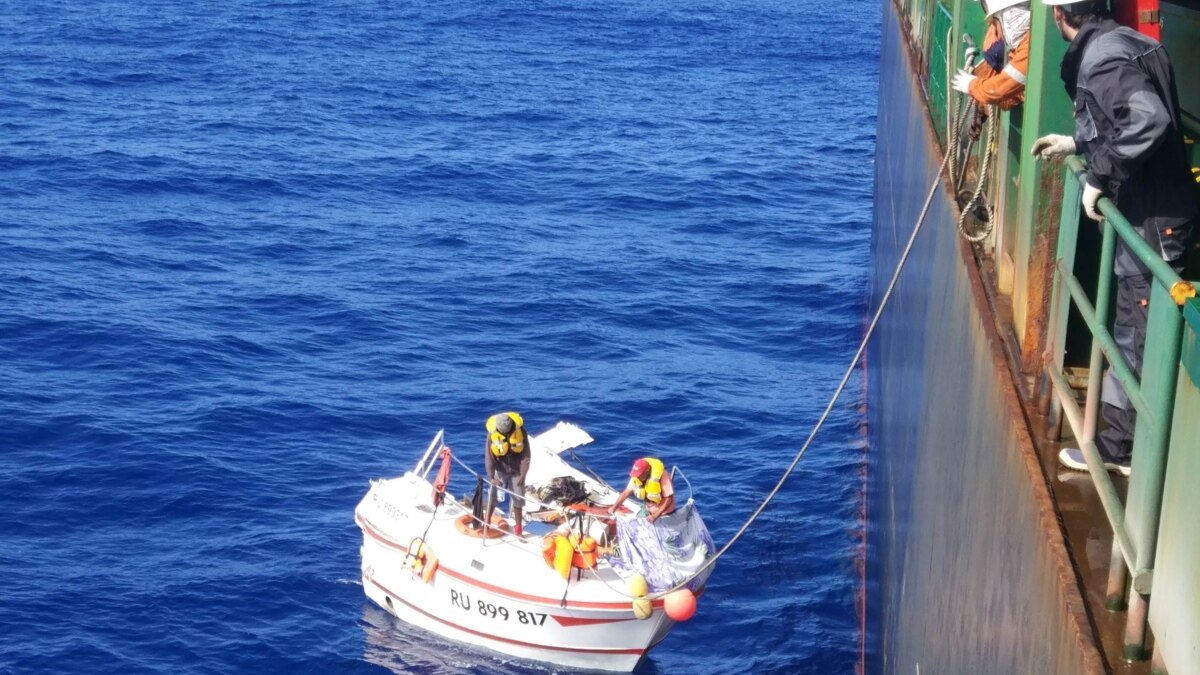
1045, 154, 1196, 661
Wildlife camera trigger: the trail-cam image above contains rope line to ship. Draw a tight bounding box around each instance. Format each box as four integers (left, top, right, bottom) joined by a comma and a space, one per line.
377, 37, 1006, 609
361, 24, 1004, 649
404, 141, 955, 603
356, 2, 1200, 669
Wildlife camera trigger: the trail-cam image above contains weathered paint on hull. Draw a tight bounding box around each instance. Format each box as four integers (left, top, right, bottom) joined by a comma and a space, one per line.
866, 2, 1103, 673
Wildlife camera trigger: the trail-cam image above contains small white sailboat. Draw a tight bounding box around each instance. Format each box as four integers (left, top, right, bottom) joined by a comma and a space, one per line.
354, 422, 715, 672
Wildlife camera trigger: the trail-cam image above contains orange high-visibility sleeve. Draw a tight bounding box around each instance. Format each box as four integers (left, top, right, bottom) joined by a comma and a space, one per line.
968, 32, 1028, 110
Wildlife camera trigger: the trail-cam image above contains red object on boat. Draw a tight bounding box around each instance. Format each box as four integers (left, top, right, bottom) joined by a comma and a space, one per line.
664, 589, 697, 622
431, 446, 452, 506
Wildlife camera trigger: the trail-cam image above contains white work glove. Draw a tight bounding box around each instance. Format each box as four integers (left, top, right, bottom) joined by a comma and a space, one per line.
1031, 134, 1077, 161
951, 68, 976, 94
963, 46, 979, 65
1082, 182, 1104, 221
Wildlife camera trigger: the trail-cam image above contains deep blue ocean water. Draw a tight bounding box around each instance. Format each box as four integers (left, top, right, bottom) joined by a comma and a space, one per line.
1, 1, 879, 673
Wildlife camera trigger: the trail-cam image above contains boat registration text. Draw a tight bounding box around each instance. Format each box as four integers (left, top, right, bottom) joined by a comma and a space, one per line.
449, 589, 549, 625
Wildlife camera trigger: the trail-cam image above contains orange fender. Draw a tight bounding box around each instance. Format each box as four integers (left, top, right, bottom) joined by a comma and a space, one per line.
553, 535, 573, 580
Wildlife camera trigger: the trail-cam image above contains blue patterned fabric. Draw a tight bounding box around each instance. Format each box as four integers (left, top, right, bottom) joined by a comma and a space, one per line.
610, 500, 715, 592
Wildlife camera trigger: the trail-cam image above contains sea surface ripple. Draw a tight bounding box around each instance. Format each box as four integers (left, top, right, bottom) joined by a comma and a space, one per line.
0, 0, 879, 673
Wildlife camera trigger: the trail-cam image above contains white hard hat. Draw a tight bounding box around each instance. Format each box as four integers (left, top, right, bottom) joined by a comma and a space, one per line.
1040, 0, 1095, 5
984, 0, 1029, 17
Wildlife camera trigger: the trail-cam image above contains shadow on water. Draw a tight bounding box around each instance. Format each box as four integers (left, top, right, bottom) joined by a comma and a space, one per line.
359, 604, 666, 675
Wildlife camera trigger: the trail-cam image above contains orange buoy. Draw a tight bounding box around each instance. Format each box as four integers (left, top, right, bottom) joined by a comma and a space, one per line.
664, 588, 697, 621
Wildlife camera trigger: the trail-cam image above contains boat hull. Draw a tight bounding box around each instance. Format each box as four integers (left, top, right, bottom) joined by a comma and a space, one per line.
360, 564, 667, 672
355, 459, 701, 673
359, 529, 677, 672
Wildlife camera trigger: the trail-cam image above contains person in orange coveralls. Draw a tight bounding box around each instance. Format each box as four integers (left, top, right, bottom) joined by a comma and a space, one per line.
952, 0, 1031, 110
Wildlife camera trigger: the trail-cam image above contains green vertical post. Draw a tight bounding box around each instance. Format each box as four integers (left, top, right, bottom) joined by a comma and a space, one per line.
1122, 280, 1186, 660
1045, 168, 1082, 434
1010, 6, 1072, 355
1083, 224, 1130, 611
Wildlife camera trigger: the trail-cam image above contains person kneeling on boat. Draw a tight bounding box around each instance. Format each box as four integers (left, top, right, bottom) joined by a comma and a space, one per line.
485, 411, 531, 536
607, 457, 675, 524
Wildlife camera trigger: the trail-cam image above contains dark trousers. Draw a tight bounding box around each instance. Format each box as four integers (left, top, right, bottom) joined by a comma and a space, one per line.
485, 471, 525, 518
1097, 275, 1150, 463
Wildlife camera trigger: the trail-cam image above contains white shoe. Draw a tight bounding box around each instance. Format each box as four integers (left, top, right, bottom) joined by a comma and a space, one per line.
1058, 447, 1131, 477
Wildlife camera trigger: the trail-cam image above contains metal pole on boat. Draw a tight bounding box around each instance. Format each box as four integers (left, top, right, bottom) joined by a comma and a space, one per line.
417, 430, 444, 478
671, 466, 694, 502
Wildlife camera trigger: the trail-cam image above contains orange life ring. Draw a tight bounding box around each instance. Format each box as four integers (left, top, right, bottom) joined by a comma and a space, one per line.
541, 534, 574, 579
454, 513, 509, 539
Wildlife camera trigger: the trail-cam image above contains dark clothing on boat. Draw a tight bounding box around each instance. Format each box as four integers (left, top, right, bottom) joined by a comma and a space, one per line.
487, 471, 526, 512
484, 426, 530, 517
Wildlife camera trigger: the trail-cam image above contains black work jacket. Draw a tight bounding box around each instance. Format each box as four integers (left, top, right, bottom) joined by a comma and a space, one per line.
1061, 19, 1196, 273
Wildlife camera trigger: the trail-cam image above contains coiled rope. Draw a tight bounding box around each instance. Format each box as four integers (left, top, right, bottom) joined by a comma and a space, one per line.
947, 81, 998, 243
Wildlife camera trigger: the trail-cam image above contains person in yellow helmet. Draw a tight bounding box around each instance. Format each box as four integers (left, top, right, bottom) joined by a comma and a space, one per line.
606, 456, 676, 523
484, 411, 531, 536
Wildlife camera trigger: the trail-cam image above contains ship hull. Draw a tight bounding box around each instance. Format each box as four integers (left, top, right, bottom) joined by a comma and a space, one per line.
866, 2, 1103, 672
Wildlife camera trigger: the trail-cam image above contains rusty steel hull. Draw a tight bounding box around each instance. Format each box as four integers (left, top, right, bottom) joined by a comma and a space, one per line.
864, 3, 1103, 672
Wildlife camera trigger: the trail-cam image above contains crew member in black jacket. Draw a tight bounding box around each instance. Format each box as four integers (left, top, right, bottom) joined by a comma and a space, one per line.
1033, 0, 1197, 475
